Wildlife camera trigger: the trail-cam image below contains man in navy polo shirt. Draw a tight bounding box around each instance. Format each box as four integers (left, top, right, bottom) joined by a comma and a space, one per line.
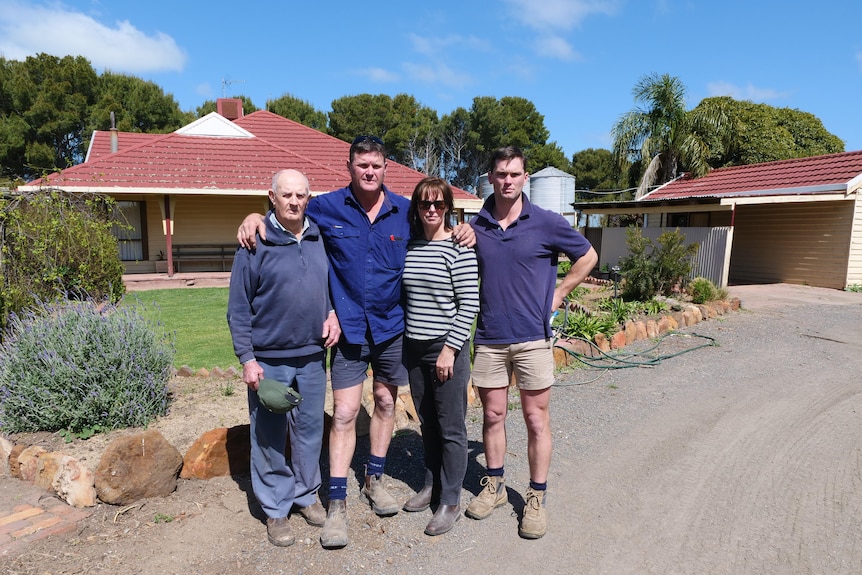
237, 136, 474, 549
465, 146, 597, 540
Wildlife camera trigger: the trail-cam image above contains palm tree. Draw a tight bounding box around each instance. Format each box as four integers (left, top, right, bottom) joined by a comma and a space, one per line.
612, 73, 727, 198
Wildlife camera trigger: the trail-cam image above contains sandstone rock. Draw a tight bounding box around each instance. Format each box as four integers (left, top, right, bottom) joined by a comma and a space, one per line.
17, 445, 47, 483
196, 367, 210, 377
624, 321, 637, 345
180, 425, 251, 480
210, 366, 226, 378
54, 456, 97, 507
657, 315, 678, 334
594, 333, 610, 352
175, 365, 195, 377
0, 435, 13, 476
397, 391, 418, 422
683, 309, 700, 326
635, 321, 648, 341
610, 330, 627, 350
95, 430, 183, 504
32, 451, 69, 492
646, 319, 659, 339
8, 443, 26, 479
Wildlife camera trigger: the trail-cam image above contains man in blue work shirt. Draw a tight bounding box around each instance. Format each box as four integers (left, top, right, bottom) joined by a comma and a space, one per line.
465, 146, 597, 540
238, 136, 474, 549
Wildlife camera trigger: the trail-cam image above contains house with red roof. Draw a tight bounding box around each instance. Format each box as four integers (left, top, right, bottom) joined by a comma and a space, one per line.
573, 151, 862, 289
18, 99, 482, 276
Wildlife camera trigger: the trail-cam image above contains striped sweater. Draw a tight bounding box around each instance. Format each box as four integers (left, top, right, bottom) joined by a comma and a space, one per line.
402, 238, 479, 351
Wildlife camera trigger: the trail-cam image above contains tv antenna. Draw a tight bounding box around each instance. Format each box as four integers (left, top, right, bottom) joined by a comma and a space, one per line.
221, 78, 246, 98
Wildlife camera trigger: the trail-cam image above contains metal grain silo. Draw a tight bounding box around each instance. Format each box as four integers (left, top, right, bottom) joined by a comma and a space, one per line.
528, 167, 575, 225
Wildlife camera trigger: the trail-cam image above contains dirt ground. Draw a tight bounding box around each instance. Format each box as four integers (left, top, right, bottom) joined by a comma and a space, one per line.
2, 286, 862, 574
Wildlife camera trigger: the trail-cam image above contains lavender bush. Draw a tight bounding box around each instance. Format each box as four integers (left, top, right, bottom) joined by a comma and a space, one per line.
0, 298, 175, 434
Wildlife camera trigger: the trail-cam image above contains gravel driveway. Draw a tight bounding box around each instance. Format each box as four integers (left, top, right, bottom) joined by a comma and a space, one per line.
3, 285, 861, 575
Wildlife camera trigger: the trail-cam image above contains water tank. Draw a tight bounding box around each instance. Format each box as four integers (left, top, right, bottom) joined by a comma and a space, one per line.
478, 173, 530, 201
529, 167, 576, 225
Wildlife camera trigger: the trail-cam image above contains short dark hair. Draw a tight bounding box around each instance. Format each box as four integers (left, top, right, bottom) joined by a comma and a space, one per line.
489, 146, 527, 173
408, 177, 455, 239
349, 135, 386, 163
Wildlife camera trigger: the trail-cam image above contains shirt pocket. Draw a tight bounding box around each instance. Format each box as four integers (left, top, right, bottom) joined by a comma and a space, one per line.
327, 225, 360, 263
377, 235, 407, 271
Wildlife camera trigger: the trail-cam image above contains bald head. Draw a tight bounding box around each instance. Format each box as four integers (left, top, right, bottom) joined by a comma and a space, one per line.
272, 169, 309, 193
269, 169, 310, 234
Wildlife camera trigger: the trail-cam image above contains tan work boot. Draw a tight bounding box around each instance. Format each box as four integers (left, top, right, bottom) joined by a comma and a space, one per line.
266, 516, 294, 547
320, 499, 348, 549
518, 488, 547, 539
465, 475, 507, 520
361, 473, 400, 516
295, 498, 326, 527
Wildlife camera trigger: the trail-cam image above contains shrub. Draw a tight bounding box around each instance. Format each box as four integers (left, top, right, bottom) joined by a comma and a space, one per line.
554, 310, 619, 340
619, 228, 698, 300
557, 259, 572, 277
688, 277, 718, 304
0, 297, 175, 435
596, 297, 639, 325
0, 189, 126, 330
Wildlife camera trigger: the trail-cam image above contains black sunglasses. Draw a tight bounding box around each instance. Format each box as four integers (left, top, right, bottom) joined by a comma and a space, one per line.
418, 200, 447, 211
351, 135, 384, 146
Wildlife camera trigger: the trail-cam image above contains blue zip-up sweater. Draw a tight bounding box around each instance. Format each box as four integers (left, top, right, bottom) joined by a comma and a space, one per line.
227, 211, 331, 364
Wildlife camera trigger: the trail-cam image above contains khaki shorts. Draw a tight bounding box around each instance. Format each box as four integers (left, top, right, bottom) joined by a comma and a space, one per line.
471, 339, 554, 391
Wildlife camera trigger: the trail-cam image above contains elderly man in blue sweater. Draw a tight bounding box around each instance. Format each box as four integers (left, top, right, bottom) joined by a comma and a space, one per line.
227, 169, 341, 547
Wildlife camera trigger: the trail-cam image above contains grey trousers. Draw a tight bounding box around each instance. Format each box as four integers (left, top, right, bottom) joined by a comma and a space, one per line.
249, 353, 326, 518
404, 337, 470, 506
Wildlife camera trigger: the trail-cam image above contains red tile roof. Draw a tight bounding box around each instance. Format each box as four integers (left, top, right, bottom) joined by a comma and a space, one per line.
644, 150, 862, 201
30, 110, 476, 200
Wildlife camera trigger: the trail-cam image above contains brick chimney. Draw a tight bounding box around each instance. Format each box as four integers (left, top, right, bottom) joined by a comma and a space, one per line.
217, 98, 244, 120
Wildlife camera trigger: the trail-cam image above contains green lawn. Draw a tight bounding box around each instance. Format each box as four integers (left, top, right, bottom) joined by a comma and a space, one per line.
124, 287, 236, 370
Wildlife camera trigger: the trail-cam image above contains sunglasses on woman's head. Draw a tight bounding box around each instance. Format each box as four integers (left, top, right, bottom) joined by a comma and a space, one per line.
418, 200, 446, 211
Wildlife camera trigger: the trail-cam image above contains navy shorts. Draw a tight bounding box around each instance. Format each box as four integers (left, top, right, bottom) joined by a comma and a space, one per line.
330, 332, 409, 391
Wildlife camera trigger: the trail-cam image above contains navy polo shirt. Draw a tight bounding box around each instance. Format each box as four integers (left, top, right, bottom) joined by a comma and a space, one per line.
470, 194, 593, 345
307, 185, 411, 345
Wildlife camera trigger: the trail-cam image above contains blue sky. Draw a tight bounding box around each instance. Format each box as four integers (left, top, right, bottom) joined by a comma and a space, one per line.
3, 0, 861, 158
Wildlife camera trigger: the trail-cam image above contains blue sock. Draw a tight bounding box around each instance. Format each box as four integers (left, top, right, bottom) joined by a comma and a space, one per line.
529, 480, 547, 491
487, 466, 505, 478
367, 455, 386, 478
329, 477, 348, 501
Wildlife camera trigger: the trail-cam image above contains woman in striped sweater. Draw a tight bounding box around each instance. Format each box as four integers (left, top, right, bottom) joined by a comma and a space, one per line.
401, 177, 480, 536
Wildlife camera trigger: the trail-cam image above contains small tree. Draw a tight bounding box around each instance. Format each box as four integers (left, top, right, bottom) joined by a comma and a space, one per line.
619, 228, 698, 300
1, 188, 125, 329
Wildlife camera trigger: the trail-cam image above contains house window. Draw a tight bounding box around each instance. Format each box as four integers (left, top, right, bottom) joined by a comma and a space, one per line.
667, 213, 688, 227
112, 201, 146, 261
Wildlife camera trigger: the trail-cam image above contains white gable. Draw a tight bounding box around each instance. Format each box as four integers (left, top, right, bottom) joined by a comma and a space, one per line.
176, 112, 254, 138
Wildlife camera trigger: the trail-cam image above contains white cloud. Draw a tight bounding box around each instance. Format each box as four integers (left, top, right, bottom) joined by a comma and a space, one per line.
403, 62, 473, 88
504, 0, 620, 31
0, 1, 186, 72
707, 81, 788, 102
534, 35, 582, 61
408, 33, 491, 56
354, 67, 400, 83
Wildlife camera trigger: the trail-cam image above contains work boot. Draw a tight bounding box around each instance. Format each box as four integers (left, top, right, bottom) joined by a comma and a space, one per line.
424, 504, 461, 536
295, 498, 326, 527
465, 475, 507, 520
518, 488, 547, 539
320, 500, 348, 549
361, 473, 400, 516
403, 484, 434, 512
266, 516, 294, 547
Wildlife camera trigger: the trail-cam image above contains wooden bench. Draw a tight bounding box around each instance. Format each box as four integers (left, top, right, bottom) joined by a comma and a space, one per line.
171, 244, 236, 272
